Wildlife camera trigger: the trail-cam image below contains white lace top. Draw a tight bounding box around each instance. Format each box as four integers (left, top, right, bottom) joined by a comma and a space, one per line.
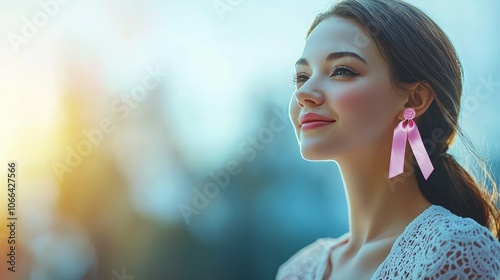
276, 205, 500, 279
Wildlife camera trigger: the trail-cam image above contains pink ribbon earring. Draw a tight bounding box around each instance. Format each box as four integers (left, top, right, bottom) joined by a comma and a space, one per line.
389, 108, 434, 180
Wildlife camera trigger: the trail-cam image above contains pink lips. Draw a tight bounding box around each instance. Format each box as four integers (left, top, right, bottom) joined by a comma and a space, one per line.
299, 113, 336, 131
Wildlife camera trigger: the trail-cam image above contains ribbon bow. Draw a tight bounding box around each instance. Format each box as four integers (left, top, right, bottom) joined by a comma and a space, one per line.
389, 108, 434, 180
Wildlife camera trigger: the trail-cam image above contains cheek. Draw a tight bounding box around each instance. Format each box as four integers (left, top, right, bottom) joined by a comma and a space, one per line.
334, 81, 394, 132
336, 86, 384, 115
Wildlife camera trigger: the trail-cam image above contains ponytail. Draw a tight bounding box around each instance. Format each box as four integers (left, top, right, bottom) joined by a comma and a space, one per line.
416, 152, 500, 240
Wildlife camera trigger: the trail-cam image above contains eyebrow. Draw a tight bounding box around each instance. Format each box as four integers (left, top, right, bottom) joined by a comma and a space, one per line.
295, 51, 367, 67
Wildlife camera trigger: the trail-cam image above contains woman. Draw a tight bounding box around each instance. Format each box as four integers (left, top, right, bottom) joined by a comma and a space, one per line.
276, 0, 500, 279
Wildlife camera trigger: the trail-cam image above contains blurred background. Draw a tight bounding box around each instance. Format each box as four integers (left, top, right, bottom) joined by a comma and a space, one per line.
0, 0, 499, 279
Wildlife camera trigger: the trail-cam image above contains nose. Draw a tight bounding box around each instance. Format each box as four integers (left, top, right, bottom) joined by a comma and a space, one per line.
294, 82, 325, 107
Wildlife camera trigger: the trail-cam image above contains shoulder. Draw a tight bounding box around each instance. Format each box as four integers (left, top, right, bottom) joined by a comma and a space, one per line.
421, 205, 500, 253
417, 205, 500, 279
276, 236, 344, 280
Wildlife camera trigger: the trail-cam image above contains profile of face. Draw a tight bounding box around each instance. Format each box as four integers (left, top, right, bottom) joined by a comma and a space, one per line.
289, 17, 409, 161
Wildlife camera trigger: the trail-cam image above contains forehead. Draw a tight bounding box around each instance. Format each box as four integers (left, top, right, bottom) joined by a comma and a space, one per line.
300, 17, 381, 66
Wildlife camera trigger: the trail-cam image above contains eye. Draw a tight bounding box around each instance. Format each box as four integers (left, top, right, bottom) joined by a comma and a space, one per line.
331, 65, 359, 78
290, 72, 309, 86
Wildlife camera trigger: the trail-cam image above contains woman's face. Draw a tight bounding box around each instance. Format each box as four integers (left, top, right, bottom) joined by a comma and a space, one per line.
289, 17, 408, 161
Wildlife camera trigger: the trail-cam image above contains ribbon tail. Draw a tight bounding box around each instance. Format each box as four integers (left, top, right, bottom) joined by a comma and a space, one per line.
407, 121, 434, 180
389, 121, 408, 178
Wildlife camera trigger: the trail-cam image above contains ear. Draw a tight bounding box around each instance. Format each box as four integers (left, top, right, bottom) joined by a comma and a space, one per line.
399, 81, 434, 119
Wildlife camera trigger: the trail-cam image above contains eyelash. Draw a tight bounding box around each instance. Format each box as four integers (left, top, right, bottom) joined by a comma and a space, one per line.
290, 65, 360, 86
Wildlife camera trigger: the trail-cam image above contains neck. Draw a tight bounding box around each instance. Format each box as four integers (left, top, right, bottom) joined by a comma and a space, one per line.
335, 143, 431, 250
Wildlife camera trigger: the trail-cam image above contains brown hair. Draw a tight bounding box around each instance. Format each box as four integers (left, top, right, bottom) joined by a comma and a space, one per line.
306, 0, 500, 238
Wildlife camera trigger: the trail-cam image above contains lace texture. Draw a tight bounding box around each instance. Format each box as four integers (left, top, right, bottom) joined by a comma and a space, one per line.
276, 205, 500, 280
